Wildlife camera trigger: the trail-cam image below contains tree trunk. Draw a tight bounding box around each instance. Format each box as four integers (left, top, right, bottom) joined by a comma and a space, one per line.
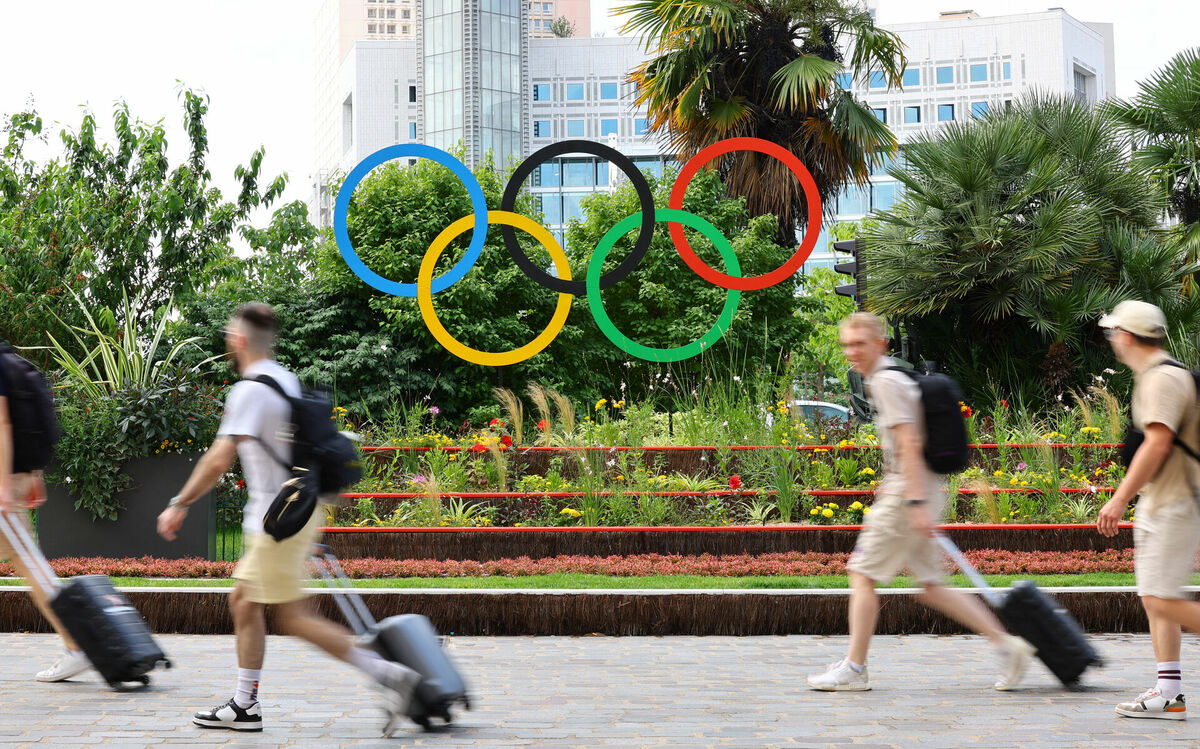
815, 362, 826, 402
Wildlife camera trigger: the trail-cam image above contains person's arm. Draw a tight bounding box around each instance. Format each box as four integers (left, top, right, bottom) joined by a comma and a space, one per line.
156, 436, 241, 541
1097, 422, 1174, 536
892, 421, 934, 536
0, 395, 12, 512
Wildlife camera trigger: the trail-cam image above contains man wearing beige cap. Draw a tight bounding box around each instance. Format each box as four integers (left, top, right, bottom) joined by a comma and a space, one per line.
1098, 299, 1200, 720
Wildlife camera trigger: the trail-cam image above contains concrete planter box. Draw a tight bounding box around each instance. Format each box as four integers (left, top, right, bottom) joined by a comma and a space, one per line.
39, 453, 212, 560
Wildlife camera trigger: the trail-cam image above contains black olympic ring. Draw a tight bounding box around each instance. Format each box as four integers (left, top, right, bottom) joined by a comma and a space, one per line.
500, 140, 656, 294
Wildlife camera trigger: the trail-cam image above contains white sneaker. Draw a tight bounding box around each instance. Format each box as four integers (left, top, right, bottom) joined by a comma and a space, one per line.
995, 635, 1037, 691
1116, 689, 1187, 720
35, 649, 90, 682
806, 658, 870, 691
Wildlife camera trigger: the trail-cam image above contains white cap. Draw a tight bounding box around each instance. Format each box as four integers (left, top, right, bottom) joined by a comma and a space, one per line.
1098, 300, 1167, 339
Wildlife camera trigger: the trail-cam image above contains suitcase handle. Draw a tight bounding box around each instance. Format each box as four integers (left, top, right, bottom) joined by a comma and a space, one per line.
0, 511, 60, 594
934, 533, 1002, 607
311, 544, 377, 635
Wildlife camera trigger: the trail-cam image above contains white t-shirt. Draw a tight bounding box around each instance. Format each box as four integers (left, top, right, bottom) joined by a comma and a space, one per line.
216, 359, 302, 535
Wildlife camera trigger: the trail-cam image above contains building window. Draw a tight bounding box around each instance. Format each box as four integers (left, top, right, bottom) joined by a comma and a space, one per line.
409, 85, 417, 103
368, 8, 376, 18
902, 68, 919, 87
402, 9, 410, 18
872, 182, 899, 212
368, 23, 377, 33
564, 194, 585, 222
869, 71, 886, 89
402, 24, 409, 34
564, 159, 594, 186
970, 64, 988, 82
871, 107, 887, 123
936, 66, 953, 84
533, 83, 550, 101
566, 83, 584, 100
836, 72, 852, 90
541, 194, 563, 224
1005, 99, 1012, 112
600, 82, 618, 100
838, 185, 867, 215
904, 106, 920, 123
534, 120, 552, 137
1003, 61, 1011, 80
567, 119, 584, 137
971, 101, 989, 118
394, 82, 400, 105
535, 162, 561, 187
387, 24, 395, 33
1074, 69, 1092, 102
634, 118, 650, 135
600, 119, 618, 136
409, 122, 417, 139
937, 104, 955, 121
387, 8, 396, 18
871, 151, 895, 177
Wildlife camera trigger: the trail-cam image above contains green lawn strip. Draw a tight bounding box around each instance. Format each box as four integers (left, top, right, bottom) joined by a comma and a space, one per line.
0, 572, 1145, 589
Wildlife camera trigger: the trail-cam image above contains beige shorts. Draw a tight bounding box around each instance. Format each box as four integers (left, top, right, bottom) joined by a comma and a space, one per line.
1134, 497, 1200, 600
233, 507, 324, 605
847, 494, 946, 585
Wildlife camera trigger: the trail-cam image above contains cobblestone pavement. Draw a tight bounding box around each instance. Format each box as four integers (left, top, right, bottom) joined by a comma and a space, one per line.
1, 633, 1198, 748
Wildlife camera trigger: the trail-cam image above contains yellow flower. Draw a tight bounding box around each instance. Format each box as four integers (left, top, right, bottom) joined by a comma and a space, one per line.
615, 475, 625, 481
993, 470, 1004, 477
810, 508, 819, 516
859, 467, 875, 476
595, 399, 607, 411
560, 508, 582, 518
828, 502, 839, 510
1001, 516, 1008, 522
850, 501, 863, 510
1009, 477, 1019, 485
822, 508, 834, 518
863, 507, 871, 515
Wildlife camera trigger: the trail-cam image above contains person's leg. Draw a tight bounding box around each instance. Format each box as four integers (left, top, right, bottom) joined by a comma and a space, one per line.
913, 583, 1006, 644
848, 571, 881, 665
2, 510, 80, 651
273, 598, 353, 663
231, 584, 267, 670
192, 583, 268, 732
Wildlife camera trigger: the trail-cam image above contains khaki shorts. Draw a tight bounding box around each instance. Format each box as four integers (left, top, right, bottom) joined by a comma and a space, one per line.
233, 507, 324, 605
847, 493, 946, 585
1134, 497, 1200, 600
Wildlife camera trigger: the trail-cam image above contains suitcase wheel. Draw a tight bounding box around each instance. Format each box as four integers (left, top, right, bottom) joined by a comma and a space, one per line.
412, 714, 432, 731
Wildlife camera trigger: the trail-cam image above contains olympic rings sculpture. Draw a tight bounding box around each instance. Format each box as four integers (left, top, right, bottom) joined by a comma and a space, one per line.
333, 137, 822, 365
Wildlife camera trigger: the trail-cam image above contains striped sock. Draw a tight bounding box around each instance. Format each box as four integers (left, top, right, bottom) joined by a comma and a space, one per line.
1157, 661, 1182, 701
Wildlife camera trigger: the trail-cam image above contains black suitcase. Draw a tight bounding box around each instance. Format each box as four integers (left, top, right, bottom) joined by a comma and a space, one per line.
936, 534, 1103, 688
312, 545, 471, 733
0, 512, 170, 690
997, 580, 1103, 687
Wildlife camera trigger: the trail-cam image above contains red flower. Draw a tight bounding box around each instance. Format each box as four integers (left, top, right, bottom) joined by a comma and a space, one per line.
469, 443, 487, 453
1000, 399, 1009, 410
500, 435, 513, 447
537, 419, 549, 431
728, 475, 742, 491
236, 479, 246, 490
489, 418, 504, 428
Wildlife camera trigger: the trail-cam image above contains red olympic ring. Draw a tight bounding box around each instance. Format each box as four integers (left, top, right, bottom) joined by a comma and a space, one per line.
668, 137, 823, 291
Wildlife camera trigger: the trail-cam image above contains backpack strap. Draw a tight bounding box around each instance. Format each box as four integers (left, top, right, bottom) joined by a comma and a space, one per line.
1151, 360, 1200, 466
246, 374, 294, 470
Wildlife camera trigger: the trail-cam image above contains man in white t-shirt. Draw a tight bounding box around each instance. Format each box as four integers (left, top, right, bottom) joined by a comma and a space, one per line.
156, 303, 418, 733
807, 312, 1035, 692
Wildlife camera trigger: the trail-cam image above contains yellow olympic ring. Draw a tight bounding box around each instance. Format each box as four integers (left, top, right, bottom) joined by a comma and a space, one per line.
417, 210, 572, 367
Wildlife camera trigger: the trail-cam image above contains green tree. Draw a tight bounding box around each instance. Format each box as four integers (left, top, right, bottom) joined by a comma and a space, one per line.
863, 94, 1184, 402
797, 267, 855, 400
618, 0, 905, 245
549, 16, 576, 37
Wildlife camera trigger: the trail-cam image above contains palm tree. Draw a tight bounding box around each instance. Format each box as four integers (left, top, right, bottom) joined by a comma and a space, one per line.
617, 0, 905, 245
1104, 48, 1200, 286
862, 93, 1175, 401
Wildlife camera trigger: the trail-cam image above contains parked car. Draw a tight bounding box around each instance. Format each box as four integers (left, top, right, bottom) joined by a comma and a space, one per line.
789, 400, 853, 425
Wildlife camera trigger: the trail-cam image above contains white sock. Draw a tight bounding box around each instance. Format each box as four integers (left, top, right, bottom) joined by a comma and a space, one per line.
846, 659, 865, 674
1157, 661, 1182, 700
234, 668, 261, 708
348, 647, 391, 684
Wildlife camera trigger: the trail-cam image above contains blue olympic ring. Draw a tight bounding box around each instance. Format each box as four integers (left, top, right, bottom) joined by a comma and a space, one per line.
332, 144, 489, 297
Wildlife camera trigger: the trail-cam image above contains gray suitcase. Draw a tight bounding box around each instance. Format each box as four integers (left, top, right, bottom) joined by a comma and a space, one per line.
312, 545, 471, 731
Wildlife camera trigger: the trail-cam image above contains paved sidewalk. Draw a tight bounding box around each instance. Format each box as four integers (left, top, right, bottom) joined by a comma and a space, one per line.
0, 633, 1197, 748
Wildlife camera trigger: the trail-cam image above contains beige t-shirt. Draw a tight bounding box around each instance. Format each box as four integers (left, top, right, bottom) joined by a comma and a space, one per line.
1132, 351, 1200, 514
865, 357, 944, 503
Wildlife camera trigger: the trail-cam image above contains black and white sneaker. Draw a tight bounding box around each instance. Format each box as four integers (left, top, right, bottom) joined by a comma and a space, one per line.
377, 662, 422, 735
192, 699, 263, 732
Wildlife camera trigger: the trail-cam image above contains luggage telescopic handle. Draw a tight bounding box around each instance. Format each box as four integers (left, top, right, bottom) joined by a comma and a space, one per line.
311, 544, 377, 634
0, 511, 60, 594
934, 533, 1003, 607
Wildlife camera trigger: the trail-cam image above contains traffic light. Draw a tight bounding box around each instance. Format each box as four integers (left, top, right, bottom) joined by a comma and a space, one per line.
832, 238, 865, 309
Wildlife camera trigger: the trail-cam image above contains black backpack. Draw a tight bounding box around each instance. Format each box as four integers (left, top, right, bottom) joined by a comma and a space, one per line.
0, 342, 61, 473
887, 366, 970, 474
251, 374, 363, 540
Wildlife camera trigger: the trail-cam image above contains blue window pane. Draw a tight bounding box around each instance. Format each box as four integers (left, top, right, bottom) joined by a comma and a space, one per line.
533, 83, 550, 101
902, 68, 920, 87
600, 119, 618, 136
872, 182, 898, 212
1003, 61, 1011, 80
537, 162, 561, 187
972, 101, 989, 118
904, 106, 920, 124
567, 120, 584, 137
566, 83, 584, 100
600, 82, 618, 99
634, 118, 650, 135
836, 72, 852, 90
633, 157, 662, 178
970, 64, 988, 82
541, 194, 562, 224
408, 122, 417, 139
872, 152, 895, 177
872, 107, 887, 123
869, 71, 886, 89
564, 160, 593, 186
937, 104, 955, 121
838, 185, 867, 215
534, 120, 551, 137
563, 193, 585, 222
936, 66, 953, 84
596, 161, 608, 185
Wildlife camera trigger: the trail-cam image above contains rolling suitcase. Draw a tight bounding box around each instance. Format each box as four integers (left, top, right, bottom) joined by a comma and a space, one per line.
936, 534, 1103, 687
312, 544, 471, 733
0, 511, 170, 690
